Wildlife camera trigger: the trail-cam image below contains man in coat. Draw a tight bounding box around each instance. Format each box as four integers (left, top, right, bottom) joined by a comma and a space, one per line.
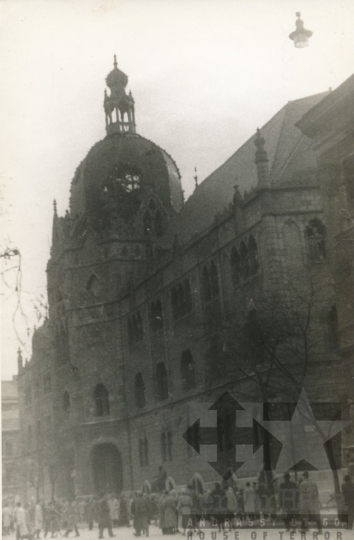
131, 491, 151, 537
342, 474, 354, 529
97, 495, 115, 539
278, 472, 299, 531
299, 471, 322, 533
211, 482, 227, 532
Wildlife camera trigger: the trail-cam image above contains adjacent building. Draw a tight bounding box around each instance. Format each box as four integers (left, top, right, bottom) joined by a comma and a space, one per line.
2, 376, 20, 501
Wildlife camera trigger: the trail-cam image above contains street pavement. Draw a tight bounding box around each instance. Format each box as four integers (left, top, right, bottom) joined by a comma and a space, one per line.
4, 524, 354, 540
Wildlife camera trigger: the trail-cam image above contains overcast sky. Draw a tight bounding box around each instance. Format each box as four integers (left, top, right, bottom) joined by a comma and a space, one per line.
1, 0, 354, 379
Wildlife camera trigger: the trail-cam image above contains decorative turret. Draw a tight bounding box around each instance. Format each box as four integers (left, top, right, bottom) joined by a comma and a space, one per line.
104, 55, 136, 135
254, 128, 269, 188
17, 348, 23, 372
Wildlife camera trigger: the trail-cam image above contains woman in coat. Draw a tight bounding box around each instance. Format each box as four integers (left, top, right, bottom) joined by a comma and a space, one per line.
162, 491, 177, 534
177, 489, 193, 535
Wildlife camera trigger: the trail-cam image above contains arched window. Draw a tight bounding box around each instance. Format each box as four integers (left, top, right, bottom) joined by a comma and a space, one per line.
161, 432, 167, 462
94, 384, 110, 417
63, 391, 70, 412
134, 373, 146, 408
306, 219, 326, 261
210, 262, 219, 297
177, 283, 185, 317
151, 299, 163, 332
230, 247, 241, 287
240, 242, 250, 280
156, 362, 169, 401
202, 266, 211, 302
171, 288, 179, 320
184, 280, 193, 314
181, 350, 196, 391
248, 235, 259, 275
143, 211, 152, 236
155, 210, 163, 237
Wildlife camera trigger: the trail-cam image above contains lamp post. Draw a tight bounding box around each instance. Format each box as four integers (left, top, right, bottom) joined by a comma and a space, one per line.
289, 12, 313, 48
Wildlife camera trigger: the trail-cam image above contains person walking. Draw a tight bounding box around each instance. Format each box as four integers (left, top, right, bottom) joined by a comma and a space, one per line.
64, 501, 80, 537
97, 495, 115, 539
177, 489, 193, 535
34, 500, 43, 539
15, 502, 29, 540
118, 495, 129, 527
131, 491, 150, 537
299, 471, 322, 534
86, 497, 96, 531
109, 496, 119, 528
162, 491, 177, 534
3, 502, 12, 536
211, 482, 227, 532
278, 472, 299, 532
342, 474, 354, 530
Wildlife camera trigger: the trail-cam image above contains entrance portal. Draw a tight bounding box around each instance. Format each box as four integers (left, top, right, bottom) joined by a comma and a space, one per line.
92, 444, 123, 494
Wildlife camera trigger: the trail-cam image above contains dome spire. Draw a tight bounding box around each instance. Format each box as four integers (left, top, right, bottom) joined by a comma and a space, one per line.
104, 57, 136, 135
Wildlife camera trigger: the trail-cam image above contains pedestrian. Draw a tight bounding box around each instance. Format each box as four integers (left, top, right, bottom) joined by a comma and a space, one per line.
131, 491, 150, 537
211, 482, 227, 532
86, 497, 96, 531
15, 502, 29, 540
243, 482, 257, 521
3, 501, 12, 536
278, 472, 299, 532
225, 486, 237, 529
118, 495, 129, 527
177, 489, 193, 535
34, 501, 43, 539
299, 471, 322, 533
341, 474, 354, 530
64, 501, 80, 537
97, 494, 115, 539
109, 496, 119, 528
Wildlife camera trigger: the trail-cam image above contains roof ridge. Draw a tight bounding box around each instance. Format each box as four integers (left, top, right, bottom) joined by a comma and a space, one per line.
287, 90, 330, 105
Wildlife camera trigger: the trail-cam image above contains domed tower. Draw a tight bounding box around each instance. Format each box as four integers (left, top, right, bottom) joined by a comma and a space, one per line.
48, 57, 184, 321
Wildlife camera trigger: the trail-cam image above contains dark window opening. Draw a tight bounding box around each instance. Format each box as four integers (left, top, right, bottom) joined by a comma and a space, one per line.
134, 373, 146, 408
144, 211, 152, 236
155, 210, 164, 237
306, 218, 326, 261
230, 247, 241, 288
94, 383, 110, 417
202, 266, 212, 302
156, 362, 169, 401
240, 242, 250, 280
181, 349, 196, 391
248, 235, 259, 275
151, 299, 163, 332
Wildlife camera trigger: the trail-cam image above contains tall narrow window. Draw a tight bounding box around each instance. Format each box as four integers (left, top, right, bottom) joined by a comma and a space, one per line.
94, 384, 110, 417
156, 362, 169, 401
144, 212, 152, 236
202, 267, 211, 302
306, 219, 326, 261
181, 350, 196, 391
210, 262, 219, 297
184, 280, 193, 314
230, 247, 241, 287
248, 235, 259, 275
155, 210, 163, 237
134, 373, 146, 408
63, 391, 70, 412
151, 299, 163, 332
240, 242, 250, 280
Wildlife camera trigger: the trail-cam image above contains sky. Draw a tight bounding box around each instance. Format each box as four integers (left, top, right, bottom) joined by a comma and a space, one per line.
1, 0, 354, 379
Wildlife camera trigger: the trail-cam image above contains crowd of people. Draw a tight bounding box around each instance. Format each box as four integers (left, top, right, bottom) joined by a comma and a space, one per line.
3, 470, 354, 538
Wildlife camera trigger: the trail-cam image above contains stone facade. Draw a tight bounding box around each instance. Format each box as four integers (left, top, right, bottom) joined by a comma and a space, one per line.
2, 377, 20, 501
17, 60, 354, 500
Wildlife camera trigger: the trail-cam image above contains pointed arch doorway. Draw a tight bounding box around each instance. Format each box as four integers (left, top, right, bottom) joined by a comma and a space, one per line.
92, 443, 123, 494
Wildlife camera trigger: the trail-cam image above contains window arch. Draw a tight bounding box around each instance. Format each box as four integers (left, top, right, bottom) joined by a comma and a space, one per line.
248, 235, 259, 275
155, 210, 163, 237
210, 262, 219, 298
230, 247, 241, 287
306, 218, 326, 261
202, 266, 211, 302
156, 362, 169, 401
63, 391, 70, 412
94, 383, 110, 417
181, 350, 196, 391
240, 241, 250, 280
134, 373, 146, 408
